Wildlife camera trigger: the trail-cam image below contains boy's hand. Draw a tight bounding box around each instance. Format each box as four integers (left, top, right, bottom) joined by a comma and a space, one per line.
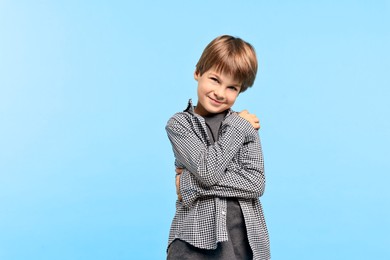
175, 168, 183, 201
239, 110, 260, 130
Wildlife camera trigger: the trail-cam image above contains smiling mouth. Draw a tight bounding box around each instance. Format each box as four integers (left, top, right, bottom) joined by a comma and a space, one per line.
208, 96, 224, 104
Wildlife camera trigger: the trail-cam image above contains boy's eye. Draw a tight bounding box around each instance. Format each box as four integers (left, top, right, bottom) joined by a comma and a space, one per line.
210, 77, 219, 83
228, 86, 238, 91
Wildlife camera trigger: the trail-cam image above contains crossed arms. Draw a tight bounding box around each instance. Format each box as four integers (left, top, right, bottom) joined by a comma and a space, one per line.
166, 110, 265, 207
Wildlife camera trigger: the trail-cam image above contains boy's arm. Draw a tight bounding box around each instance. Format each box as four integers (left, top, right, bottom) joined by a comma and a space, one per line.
166, 113, 256, 187
178, 134, 265, 207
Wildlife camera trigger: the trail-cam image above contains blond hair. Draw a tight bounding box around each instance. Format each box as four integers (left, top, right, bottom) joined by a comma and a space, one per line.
195, 35, 258, 92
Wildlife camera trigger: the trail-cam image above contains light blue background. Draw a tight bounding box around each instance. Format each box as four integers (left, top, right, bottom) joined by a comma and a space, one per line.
1, 1, 389, 259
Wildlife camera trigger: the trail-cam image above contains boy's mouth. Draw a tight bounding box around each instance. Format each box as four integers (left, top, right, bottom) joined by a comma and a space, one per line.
208, 96, 224, 105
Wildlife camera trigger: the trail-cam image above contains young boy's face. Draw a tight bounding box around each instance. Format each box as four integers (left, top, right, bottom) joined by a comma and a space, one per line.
194, 68, 241, 116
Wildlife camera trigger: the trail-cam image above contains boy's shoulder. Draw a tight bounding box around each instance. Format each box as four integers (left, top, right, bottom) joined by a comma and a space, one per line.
166, 111, 193, 129
168, 111, 191, 121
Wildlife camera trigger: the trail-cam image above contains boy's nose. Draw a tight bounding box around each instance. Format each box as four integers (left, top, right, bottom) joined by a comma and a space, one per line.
213, 87, 225, 100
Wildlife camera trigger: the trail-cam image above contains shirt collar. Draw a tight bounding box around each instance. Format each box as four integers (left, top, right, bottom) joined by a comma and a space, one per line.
184, 99, 195, 114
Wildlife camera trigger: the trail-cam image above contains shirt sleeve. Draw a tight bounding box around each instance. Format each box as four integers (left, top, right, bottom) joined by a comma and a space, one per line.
166, 113, 256, 187
179, 133, 265, 207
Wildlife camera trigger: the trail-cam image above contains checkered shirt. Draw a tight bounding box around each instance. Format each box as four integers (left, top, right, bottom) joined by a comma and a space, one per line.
166, 100, 270, 260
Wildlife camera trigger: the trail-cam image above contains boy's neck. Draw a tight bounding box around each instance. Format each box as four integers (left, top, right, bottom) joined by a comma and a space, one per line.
194, 106, 228, 117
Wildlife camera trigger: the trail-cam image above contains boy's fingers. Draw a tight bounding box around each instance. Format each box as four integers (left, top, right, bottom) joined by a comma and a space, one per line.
239, 110, 249, 116
238, 110, 261, 129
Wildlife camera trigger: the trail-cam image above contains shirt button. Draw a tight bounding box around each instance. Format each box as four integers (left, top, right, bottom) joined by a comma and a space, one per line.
221, 211, 226, 215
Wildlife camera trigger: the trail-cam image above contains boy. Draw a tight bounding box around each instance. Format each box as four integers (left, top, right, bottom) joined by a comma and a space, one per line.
166, 35, 270, 260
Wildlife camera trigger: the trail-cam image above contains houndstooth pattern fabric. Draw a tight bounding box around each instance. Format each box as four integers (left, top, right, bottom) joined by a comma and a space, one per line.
166, 100, 270, 260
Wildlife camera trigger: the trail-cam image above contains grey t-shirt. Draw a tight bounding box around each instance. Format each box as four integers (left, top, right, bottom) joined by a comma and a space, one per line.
203, 111, 227, 145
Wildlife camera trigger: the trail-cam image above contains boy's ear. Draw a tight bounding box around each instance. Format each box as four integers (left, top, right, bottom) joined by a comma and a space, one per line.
194, 70, 199, 81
